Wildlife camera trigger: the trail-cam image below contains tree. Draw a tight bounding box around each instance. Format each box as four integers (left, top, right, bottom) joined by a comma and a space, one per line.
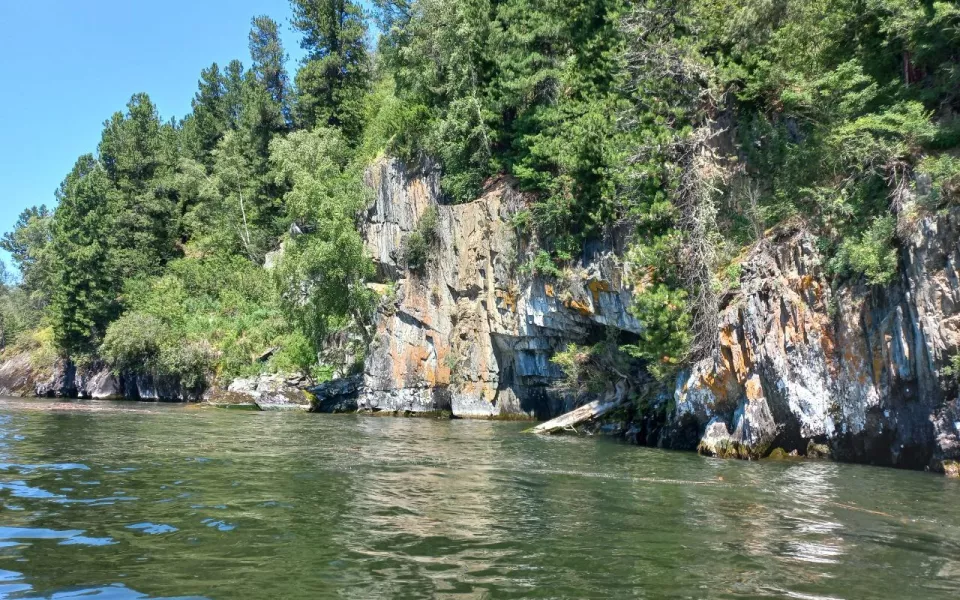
0, 259, 9, 350
47, 156, 119, 354
249, 15, 290, 124
222, 59, 247, 131
291, 0, 371, 138
185, 63, 229, 165
270, 127, 375, 348
98, 94, 178, 281
209, 130, 273, 261
0, 205, 53, 297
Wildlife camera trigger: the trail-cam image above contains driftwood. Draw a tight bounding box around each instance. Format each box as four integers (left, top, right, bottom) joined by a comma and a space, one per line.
530, 382, 627, 435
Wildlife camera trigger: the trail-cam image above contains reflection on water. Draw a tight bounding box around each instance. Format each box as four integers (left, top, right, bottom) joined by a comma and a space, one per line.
1, 398, 960, 599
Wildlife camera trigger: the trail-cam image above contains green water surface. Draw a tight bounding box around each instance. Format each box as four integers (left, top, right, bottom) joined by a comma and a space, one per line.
1, 397, 959, 599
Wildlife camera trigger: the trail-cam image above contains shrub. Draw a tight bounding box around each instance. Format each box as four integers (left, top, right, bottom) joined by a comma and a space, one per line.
100, 255, 319, 387
625, 284, 692, 381
401, 206, 440, 271
918, 154, 960, 207
829, 215, 899, 285
520, 250, 564, 278
100, 312, 166, 371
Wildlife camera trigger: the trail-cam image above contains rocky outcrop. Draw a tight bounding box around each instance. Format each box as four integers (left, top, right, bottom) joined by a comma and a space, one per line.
351, 159, 960, 473
354, 159, 640, 419
207, 374, 312, 411
0, 353, 202, 401
650, 214, 960, 473
309, 375, 362, 413
6, 152, 959, 474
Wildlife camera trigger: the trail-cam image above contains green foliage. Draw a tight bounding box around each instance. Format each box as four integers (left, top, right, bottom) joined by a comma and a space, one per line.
830, 215, 900, 285
291, 0, 371, 138
520, 250, 563, 279
941, 353, 960, 382
270, 126, 376, 349
380, 0, 627, 231
552, 330, 640, 394
100, 256, 314, 387
0, 6, 375, 385
47, 157, 121, 355
0, 206, 54, 309
625, 284, 692, 381
918, 154, 960, 206
249, 15, 290, 123
401, 206, 438, 271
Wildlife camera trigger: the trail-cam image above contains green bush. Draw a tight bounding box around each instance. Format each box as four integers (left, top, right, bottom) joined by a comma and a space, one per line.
918, 154, 960, 206
101, 255, 318, 387
829, 215, 899, 285
520, 250, 564, 279
625, 284, 692, 381
401, 206, 440, 272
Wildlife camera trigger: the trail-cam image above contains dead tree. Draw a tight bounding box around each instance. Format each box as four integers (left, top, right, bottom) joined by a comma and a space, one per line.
676, 125, 724, 360
621, 3, 726, 362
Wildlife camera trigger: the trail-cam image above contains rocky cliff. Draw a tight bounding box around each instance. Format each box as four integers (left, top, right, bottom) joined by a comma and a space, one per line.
348, 159, 960, 474
646, 214, 960, 473
5, 156, 960, 474
353, 159, 639, 418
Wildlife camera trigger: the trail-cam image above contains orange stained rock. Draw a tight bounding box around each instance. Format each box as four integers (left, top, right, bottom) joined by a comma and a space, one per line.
745, 376, 764, 401
587, 280, 612, 304
797, 274, 821, 298
719, 325, 751, 383
496, 289, 518, 313
699, 366, 738, 406
817, 322, 841, 377
565, 298, 593, 316
871, 349, 885, 386
433, 349, 452, 385
544, 283, 555, 298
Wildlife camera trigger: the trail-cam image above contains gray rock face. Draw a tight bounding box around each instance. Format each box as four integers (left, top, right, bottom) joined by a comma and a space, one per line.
657, 215, 960, 472
0, 352, 39, 397
309, 375, 362, 413
356, 159, 640, 418
0, 354, 200, 401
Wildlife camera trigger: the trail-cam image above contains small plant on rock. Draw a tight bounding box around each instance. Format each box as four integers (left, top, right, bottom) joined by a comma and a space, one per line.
402, 206, 440, 272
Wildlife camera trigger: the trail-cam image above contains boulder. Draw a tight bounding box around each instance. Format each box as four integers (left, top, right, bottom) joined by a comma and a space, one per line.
309, 375, 362, 413
211, 374, 312, 412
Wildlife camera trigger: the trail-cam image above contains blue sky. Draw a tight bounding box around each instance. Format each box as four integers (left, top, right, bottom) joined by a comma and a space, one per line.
0, 0, 308, 271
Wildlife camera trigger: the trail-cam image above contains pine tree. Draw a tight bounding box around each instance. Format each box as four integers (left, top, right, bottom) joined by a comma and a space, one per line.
185, 63, 228, 165
48, 157, 119, 354
291, 0, 371, 139
97, 94, 178, 281
249, 15, 290, 124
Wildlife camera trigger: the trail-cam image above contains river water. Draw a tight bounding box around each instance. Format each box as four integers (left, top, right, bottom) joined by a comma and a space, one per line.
1, 398, 959, 599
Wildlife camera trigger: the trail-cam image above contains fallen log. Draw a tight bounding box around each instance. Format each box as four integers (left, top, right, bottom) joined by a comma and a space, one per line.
529, 396, 625, 435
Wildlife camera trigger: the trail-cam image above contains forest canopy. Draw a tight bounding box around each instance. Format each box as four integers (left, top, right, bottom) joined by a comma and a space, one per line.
2, 0, 958, 386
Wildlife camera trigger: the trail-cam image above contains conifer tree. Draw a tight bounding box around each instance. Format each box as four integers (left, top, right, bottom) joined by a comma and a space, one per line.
291, 0, 371, 139
249, 15, 290, 124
